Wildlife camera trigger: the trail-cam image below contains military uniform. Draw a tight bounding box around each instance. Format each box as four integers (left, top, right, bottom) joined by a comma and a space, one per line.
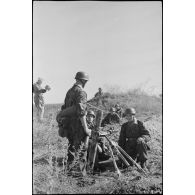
33, 83, 47, 121
87, 121, 110, 171
118, 118, 150, 166
116, 107, 123, 118
94, 90, 106, 107
59, 84, 88, 174
94, 91, 103, 98
101, 113, 120, 127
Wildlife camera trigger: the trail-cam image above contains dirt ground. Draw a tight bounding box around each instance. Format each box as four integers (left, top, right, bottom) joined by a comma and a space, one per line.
33, 102, 162, 194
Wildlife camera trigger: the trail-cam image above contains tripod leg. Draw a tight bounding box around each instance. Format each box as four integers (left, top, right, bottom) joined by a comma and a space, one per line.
117, 145, 147, 176
108, 144, 121, 177
91, 144, 98, 171
115, 148, 130, 167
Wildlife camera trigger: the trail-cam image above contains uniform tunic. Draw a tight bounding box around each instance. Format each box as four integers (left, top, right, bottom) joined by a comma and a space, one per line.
59, 84, 88, 174
87, 121, 110, 170
118, 118, 150, 164
101, 113, 120, 127
94, 91, 106, 106
116, 108, 123, 118
33, 83, 46, 107
33, 83, 46, 120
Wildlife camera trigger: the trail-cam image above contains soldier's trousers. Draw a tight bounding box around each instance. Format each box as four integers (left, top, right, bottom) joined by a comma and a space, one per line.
67, 140, 87, 176
122, 141, 149, 166
35, 104, 44, 121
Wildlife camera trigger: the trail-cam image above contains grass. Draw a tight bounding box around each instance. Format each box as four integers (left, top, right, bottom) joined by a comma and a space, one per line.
33, 88, 162, 194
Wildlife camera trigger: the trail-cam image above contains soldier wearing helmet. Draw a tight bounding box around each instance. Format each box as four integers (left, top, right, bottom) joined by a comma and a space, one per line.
86, 110, 110, 172
118, 108, 151, 169
101, 107, 120, 127
86, 110, 95, 129
94, 87, 103, 98
94, 87, 106, 107
33, 77, 51, 122
115, 103, 123, 118
57, 71, 90, 176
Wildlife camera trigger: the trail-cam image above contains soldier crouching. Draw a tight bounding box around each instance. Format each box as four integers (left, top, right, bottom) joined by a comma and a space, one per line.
86, 110, 110, 172
118, 108, 151, 169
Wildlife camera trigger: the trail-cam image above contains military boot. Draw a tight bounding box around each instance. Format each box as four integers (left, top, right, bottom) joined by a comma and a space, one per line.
140, 161, 146, 169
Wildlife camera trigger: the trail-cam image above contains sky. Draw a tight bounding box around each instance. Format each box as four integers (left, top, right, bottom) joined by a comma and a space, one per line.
33, 1, 162, 104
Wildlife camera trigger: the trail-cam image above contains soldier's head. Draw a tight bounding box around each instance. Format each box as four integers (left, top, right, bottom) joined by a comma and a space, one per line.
37, 77, 43, 85
98, 88, 102, 92
75, 71, 89, 88
110, 107, 116, 114
124, 108, 136, 122
115, 103, 120, 110
86, 110, 95, 123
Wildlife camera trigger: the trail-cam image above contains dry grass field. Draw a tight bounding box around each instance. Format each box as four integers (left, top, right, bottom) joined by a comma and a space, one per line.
33, 89, 162, 194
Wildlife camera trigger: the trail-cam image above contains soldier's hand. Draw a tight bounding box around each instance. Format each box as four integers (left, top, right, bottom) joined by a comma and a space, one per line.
45, 85, 51, 91
86, 128, 91, 137
137, 137, 145, 144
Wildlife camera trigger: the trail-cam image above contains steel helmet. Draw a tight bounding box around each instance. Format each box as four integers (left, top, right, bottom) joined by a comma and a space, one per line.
75, 71, 89, 81
125, 108, 136, 115
87, 110, 95, 118
115, 103, 120, 108
37, 77, 43, 83
110, 107, 116, 112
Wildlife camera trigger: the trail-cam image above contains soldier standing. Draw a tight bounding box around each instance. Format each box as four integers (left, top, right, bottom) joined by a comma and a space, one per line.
94, 87, 106, 107
33, 78, 51, 122
118, 108, 150, 169
57, 71, 91, 176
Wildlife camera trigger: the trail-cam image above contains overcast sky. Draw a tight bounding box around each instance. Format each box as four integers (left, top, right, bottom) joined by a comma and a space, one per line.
33, 1, 162, 104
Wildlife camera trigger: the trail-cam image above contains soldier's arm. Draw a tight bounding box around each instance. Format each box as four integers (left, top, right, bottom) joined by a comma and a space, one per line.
115, 113, 120, 123
138, 121, 151, 142
94, 92, 98, 98
101, 114, 109, 127
75, 90, 87, 117
39, 89, 47, 93
118, 124, 126, 149
75, 89, 91, 136
101, 118, 106, 127
33, 84, 38, 93
119, 109, 123, 118
98, 137, 106, 153
33, 84, 46, 94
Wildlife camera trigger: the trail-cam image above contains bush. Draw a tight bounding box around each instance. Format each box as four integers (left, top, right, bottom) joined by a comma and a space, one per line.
88, 87, 162, 116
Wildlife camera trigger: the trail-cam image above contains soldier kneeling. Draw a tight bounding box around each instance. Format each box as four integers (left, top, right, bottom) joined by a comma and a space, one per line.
118, 108, 151, 169
86, 110, 110, 172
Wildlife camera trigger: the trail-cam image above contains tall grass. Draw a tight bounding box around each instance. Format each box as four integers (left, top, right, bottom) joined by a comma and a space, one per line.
33, 87, 162, 194
88, 86, 162, 116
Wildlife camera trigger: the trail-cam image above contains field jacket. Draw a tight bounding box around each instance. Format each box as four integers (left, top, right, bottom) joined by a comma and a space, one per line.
118, 119, 150, 151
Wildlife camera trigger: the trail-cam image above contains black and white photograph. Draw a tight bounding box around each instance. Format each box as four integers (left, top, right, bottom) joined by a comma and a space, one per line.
33, 1, 162, 194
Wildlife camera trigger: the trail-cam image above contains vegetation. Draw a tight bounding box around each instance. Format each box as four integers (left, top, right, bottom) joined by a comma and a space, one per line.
33, 88, 162, 194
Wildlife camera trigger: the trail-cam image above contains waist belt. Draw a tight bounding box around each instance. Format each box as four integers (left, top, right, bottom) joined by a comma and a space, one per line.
126, 138, 136, 141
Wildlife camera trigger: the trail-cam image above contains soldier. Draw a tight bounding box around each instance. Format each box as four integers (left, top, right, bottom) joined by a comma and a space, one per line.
118, 108, 151, 169
86, 110, 110, 171
94, 87, 103, 98
115, 103, 123, 118
56, 71, 91, 176
94, 87, 106, 107
33, 78, 51, 122
101, 107, 120, 127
